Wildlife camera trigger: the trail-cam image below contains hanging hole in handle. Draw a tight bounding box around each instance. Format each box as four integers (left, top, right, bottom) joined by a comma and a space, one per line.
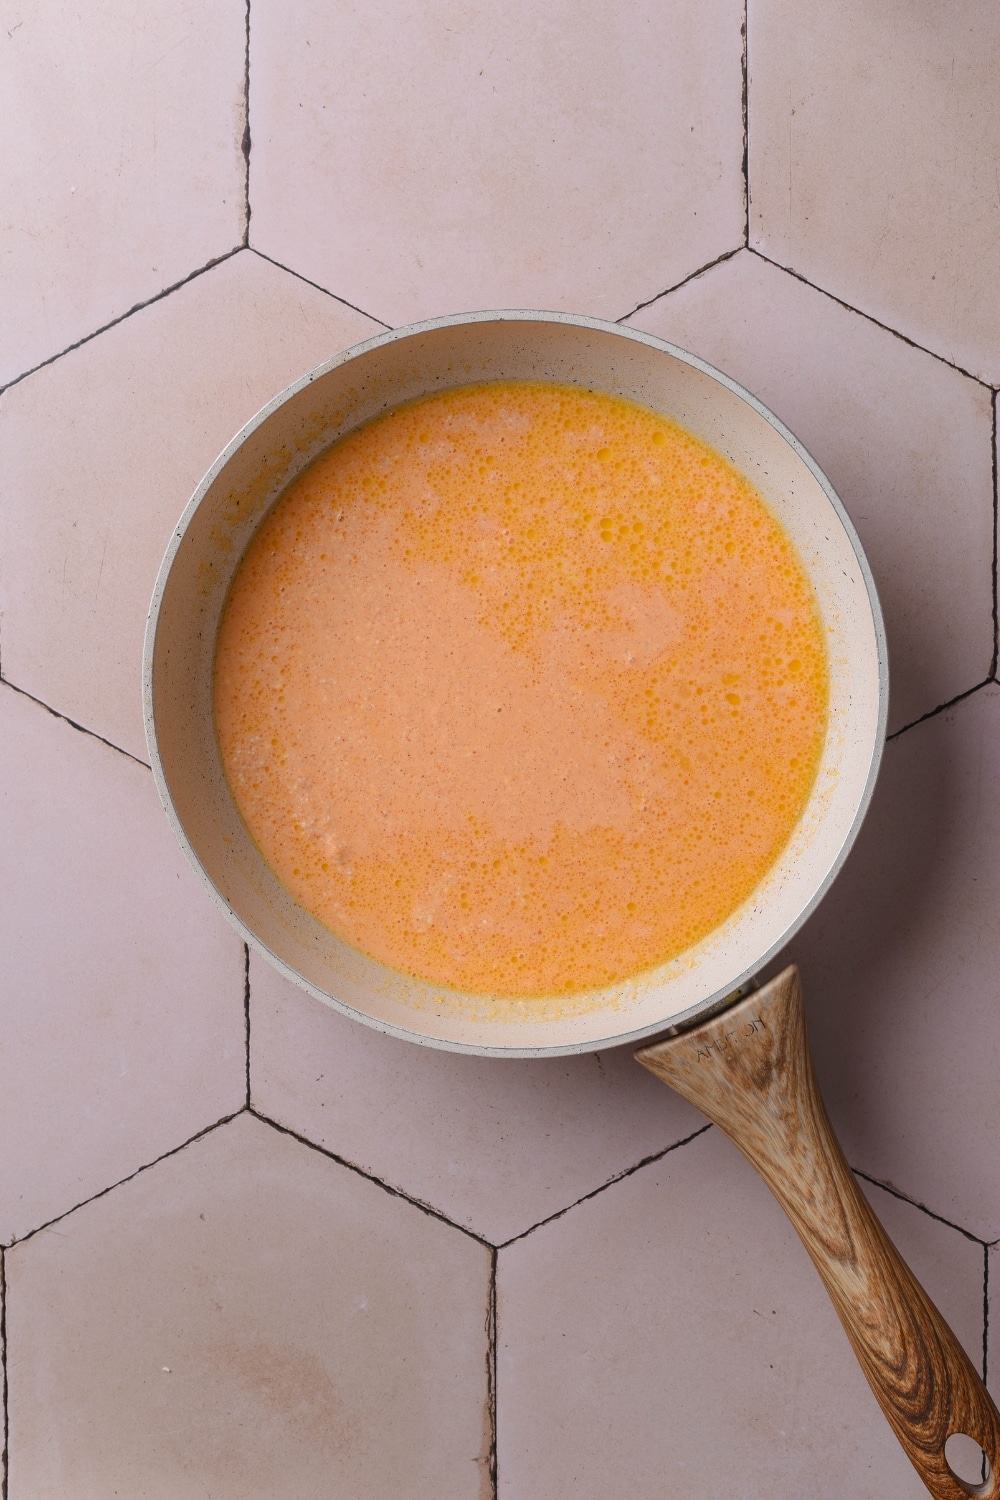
945, 1432, 992, 1493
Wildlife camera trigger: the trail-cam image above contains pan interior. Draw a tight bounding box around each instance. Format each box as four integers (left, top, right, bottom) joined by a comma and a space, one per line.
145, 313, 886, 1057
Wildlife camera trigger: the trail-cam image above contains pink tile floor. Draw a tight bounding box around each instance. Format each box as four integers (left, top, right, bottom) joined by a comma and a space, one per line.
1, 3, 999, 1495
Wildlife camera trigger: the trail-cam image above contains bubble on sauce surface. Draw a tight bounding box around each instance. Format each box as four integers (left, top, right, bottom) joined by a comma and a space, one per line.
214, 381, 828, 997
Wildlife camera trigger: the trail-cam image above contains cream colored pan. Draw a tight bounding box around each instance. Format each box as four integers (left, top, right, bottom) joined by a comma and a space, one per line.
144, 312, 999, 1497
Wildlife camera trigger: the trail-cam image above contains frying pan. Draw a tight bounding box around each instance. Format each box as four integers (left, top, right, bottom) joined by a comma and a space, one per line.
144, 311, 1000, 1497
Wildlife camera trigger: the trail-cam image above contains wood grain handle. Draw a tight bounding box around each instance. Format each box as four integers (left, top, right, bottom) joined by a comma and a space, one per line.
635, 965, 1000, 1499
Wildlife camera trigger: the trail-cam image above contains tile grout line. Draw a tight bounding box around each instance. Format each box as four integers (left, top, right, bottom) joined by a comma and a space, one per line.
984, 1244, 990, 1386
985, 1247, 991, 1485
486, 1248, 498, 1500
4, 1110, 246, 1252
0, 677, 150, 769
0, 247, 244, 399
497, 1122, 714, 1250
243, 944, 252, 1109
247, 1107, 494, 1249
616, 247, 743, 324
852, 1167, 988, 1246
1, 1246, 7, 1500
747, 246, 993, 391
991, 389, 998, 680
886, 678, 993, 742
242, 0, 251, 246
741, 0, 749, 246
248, 248, 393, 330
614, 238, 995, 401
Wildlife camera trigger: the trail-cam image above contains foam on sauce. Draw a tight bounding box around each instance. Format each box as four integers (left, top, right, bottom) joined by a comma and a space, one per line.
215, 381, 828, 996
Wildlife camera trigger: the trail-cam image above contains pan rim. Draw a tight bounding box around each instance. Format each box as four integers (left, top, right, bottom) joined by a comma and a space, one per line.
143, 308, 889, 1057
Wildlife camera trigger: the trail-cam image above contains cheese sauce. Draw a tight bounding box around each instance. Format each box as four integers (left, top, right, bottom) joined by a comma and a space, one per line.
215, 381, 828, 996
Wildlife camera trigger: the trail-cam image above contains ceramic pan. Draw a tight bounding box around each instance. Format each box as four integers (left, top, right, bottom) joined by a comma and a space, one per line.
143, 311, 888, 1057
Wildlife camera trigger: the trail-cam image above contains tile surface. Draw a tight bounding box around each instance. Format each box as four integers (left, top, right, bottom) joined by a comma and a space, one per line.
748, 0, 1000, 383
250, 955, 704, 1245
248, 0, 745, 325
628, 251, 994, 734
781, 685, 1000, 1241
6, 1113, 491, 1499
498, 1127, 986, 1500
0, 251, 381, 760
0, 0, 246, 387
3, 4, 999, 1495
0, 683, 244, 1245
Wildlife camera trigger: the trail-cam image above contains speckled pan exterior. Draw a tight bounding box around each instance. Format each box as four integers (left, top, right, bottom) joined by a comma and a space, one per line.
143, 311, 888, 1056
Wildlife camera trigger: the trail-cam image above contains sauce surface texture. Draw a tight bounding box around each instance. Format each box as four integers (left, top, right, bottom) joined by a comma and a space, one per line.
215, 381, 828, 996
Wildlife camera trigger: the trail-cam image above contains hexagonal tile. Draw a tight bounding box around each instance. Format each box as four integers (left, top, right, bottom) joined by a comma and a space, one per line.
248, 0, 745, 325
0, 0, 247, 388
249, 954, 705, 1246
747, 0, 1000, 383
627, 250, 994, 734
5, 1113, 491, 1499
498, 1127, 986, 1499
0, 682, 244, 1245
780, 684, 1000, 1242
0, 250, 382, 761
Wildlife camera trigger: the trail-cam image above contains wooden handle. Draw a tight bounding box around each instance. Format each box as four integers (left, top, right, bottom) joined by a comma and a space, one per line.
635, 965, 1000, 1499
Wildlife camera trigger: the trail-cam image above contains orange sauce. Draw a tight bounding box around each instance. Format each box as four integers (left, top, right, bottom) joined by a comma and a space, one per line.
214, 381, 828, 996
